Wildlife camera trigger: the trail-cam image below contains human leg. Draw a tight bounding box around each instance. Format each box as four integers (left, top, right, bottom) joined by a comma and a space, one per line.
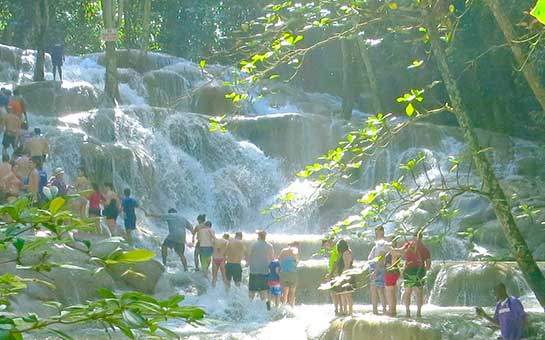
415, 287, 424, 317
289, 286, 296, 307
161, 245, 168, 265
194, 243, 200, 270
212, 259, 219, 286
175, 248, 188, 271
403, 287, 412, 317
370, 285, 379, 314
282, 287, 289, 305
378, 287, 387, 314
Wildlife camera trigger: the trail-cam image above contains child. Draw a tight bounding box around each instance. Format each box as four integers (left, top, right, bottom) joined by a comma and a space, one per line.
267, 259, 281, 310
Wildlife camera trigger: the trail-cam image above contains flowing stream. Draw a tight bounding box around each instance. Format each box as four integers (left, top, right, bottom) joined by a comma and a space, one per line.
1, 44, 545, 339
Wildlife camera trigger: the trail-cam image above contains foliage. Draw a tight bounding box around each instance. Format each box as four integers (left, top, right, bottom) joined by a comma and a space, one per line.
0, 197, 204, 339
531, 0, 545, 24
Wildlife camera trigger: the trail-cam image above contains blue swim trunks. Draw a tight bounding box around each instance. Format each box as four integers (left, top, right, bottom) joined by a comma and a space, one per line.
374, 268, 385, 288
199, 246, 213, 258
268, 281, 282, 296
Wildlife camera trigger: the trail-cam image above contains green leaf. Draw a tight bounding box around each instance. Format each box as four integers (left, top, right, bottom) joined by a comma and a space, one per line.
122, 309, 146, 328
107, 249, 155, 265
531, 0, 545, 25
407, 60, 423, 69
199, 59, 206, 69
449, 4, 456, 13
405, 103, 415, 116
48, 329, 73, 340
49, 197, 65, 215
388, 2, 398, 9
98, 288, 116, 299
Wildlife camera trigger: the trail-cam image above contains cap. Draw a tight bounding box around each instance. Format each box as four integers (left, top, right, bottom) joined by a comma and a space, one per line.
256, 229, 267, 236
53, 167, 64, 176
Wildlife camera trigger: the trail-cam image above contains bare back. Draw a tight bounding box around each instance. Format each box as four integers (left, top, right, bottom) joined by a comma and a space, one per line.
197, 227, 215, 247
225, 239, 245, 263
213, 238, 229, 259
5, 113, 21, 134
26, 137, 48, 157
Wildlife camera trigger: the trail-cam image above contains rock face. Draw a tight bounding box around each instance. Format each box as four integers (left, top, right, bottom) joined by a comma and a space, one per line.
191, 82, 234, 115
16, 81, 98, 116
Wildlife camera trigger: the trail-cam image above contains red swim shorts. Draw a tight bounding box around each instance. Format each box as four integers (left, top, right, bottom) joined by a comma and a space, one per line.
384, 272, 400, 286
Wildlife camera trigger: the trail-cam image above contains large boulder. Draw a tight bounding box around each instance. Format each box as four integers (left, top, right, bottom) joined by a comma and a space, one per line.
191, 82, 234, 116
107, 259, 164, 294
15, 81, 98, 116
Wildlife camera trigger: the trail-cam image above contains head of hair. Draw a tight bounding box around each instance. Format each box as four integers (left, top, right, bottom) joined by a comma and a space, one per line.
223, 233, 230, 240
109, 198, 117, 207
92, 182, 99, 191
205, 221, 212, 228
34, 128, 41, 135
235, 231, 243, 239
257, 230, 266, 240
123, 188, 130, 196
168, 208, 177, 213
289, 241, 299, 248
197, 214, 206, 223
336, 239, 349, 254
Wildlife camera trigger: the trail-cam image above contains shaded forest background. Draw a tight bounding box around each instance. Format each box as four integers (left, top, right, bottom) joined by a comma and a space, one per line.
1, 0, 544, 140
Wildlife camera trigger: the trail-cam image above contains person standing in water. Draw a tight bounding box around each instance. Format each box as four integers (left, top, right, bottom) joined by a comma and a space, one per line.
279, 241, 299, 307
393, 230, 431, 318
147, 208, 194, 271
476, 283, 528, 340
368, 225, 390, 315
192, 214, 206, 271
103, 197, 119, 236
248, 230, 274, 303
197, 221, 215, 278
2, 109, 22, 158
334, 239, 354, 316
120, 188, 139, 245
211, 233, 229, 287
267, 258, 281, 310
73, 167, 91, 218
384, 238, 401, 317
225, 231, 245, 289
322, 238, 340, 314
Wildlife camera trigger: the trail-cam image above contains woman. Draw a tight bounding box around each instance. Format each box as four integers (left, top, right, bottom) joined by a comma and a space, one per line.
279, 241, 299, 307
88, 183, 105, 233
384, 239, 401, 316
334, 239, 354, 316
103, 198, 119, 236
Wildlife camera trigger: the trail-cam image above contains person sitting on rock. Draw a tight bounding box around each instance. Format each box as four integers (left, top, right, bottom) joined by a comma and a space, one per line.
476, 283, 528, 340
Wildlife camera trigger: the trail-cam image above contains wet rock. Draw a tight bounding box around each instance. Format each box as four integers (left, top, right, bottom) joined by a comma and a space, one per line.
191, 82, 234, 116
107, 259, 164, 294
473, 220, 508, 249
80, 142, 114, 185
428, 262, 526, 306
0, 44, 22, 68
15, 81, 98, 116
323, 317, 442, 340
144, 69, 189, 107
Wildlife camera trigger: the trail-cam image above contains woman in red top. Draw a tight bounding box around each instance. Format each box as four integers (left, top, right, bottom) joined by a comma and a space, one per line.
88, 183, 105, 233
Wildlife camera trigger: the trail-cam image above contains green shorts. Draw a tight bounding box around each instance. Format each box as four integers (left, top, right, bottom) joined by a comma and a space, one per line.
403, 267, 427, 288
280, 271, 298, 288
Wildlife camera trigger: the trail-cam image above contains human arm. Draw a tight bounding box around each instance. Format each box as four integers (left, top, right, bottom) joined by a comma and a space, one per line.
475, 307, 499, 326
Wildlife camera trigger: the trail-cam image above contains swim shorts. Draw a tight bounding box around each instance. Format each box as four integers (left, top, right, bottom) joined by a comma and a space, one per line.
404, 267, 427, 288
279, 271, 298, 288
163, 239, 185, 253
249, 273, 268, 292
226, 263, 242, 283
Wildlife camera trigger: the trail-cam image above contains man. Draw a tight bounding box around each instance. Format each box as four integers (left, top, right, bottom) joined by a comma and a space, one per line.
249, 230, 274, 303
48, 167, 68, 197
196, 220, 215, 278
322, 238, 340, 314
27, 158, 40, 203
211, 234, 229, 287
476, 283, 528, 340
121, 188, 139, 245
25, 128, 49, 164
147, 208, 193, 271
368, 225, 390, 315
51, 43, 65, 82
2, 109, 21, 158
0, 88, 10, 115
394, 230, 431, 318
225, 231, 245, 289
7, 89, 27, 132
192, 214, 206, 271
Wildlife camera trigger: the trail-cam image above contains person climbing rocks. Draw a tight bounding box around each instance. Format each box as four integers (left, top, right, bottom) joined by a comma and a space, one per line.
279, 241, 299, 307
225, 231, 245, 289
476, 283, 528, 340
196, 220, 215, 278
321, 237, 340, 314
25, 128, 49, 164
248, 229, 274, 304
368, 225, 390, 315
7, 89, 28, 133
192, 214, 206, 271
51, 42, 65, 82
393, 229, 431, 318
103, 197, 119, 236
384, 238, 402, 317
2, 108, 22, 158
146, 208, 194, 271
211, 233, 229, 287
120, 188, 139, 245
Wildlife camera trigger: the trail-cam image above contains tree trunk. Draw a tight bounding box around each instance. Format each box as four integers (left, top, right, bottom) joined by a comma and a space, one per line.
486, 0, 545, 119
425, 11, 545, 308
33, 0, 49, 82
141, 0, 151, 57
355, 37, 383, 113
102, 0, 121, 103
341, 38, 354, 120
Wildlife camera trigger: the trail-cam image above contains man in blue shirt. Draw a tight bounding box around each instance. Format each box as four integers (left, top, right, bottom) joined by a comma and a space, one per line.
476, 283, 528, 340
146, 208, 193, 271
121, 188, 138, 245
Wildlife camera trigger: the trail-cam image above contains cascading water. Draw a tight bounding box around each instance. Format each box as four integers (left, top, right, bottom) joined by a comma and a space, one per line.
2, 43, 545, 339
